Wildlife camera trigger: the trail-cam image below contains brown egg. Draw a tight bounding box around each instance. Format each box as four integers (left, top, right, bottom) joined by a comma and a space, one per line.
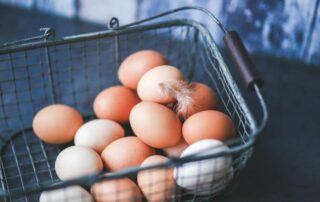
91, 178, 142, 202
183, 110, 236, 144
101, 137, 155, 171
137, 65, 184, 104
118, 50, 167, 90
130, 101, 182, 148
32, 104, 83, 144
163, 138, 189, 157
138, 155, 174, 202
185, 82, 219, 118
93, 86, 140, 123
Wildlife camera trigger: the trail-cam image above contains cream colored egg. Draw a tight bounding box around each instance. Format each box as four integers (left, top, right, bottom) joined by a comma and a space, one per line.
39, 185, 93, 202
74, 119, 125, 154
55, 146, 103, 181
137, 65, 184, 104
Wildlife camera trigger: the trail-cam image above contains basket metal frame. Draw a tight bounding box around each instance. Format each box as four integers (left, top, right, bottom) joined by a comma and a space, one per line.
0, 6, 267, 201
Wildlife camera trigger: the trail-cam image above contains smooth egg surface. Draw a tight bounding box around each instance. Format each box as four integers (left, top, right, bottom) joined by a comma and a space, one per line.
32, 104, 83, 144
118, 50, 167, 90
93, 86, 140, 123
55, 146, 103, 181
101, 137, 155, 171
183, 110, 236, 144
130, 101, 182, 148
137, 65, 184, 104
74, 119, 124, 153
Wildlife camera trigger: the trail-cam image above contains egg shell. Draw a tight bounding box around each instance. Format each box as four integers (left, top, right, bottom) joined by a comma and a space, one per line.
173, 139, 233, 195
137, 65, 184, 104
183, 110, 236, 144
163, 138, 189, 157
185, 82, 219, 118
32, 104, 83, 144
101, 136, 155, 171
91, 177, 142, 202
55, 146, 103, 181
74, 119, 125, 154
93, 86, 140, 123
138, 155, 174, 202
130, 101, 182, 148
118, 50, 167, 90
39, 185, 93, 202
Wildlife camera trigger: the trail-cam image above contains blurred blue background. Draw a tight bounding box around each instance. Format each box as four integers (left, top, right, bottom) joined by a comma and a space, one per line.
0, 0, 319, 65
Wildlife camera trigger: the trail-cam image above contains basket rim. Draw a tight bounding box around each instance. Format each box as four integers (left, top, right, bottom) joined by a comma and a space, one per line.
0, 19, 206, 54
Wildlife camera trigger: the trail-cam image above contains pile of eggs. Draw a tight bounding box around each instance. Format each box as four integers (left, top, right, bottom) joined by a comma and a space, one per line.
33, 50, 236, 202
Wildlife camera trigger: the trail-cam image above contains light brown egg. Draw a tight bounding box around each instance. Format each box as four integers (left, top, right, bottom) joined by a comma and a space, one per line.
32, 104, 83, 144
163, 138, 189, 157
118, 50, 167, 90
93, 86, 140, 123
183, 110, 236, 144
74, 119, 125, 154
101, 137, 155, 171
137, 65, 184, 104
137, 155, 174, 202
55, 146, 103, 181
130, 101, 182, 148
91, 178, 142, 202
184, 82, 219, 118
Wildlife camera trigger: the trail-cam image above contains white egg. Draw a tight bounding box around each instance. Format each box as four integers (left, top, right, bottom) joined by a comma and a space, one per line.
55, 146, 103, 181
39, 185, 93, 202
173, 139, 233, 195
74, 119, 125, 153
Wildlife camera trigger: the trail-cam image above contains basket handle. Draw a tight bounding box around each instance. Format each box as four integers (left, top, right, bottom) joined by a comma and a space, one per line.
114, 6, 263, 91
224, 31, 263, 91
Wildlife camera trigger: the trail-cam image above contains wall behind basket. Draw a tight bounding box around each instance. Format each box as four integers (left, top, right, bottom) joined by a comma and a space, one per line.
0, 0, 319, 65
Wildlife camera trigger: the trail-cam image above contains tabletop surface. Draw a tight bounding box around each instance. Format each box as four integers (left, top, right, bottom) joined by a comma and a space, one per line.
1, 5, 319, 202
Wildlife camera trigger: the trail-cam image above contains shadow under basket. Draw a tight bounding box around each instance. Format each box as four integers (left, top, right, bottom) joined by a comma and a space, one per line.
0, 7, 267, 202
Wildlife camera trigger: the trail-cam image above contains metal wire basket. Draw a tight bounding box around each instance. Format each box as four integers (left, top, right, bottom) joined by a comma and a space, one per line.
0, 7, 267, 202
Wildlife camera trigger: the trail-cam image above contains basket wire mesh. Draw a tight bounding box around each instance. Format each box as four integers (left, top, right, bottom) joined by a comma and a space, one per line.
0, 7, 267, 202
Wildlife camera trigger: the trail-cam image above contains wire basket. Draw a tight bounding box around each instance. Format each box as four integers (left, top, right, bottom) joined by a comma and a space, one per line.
0, 7, 267, 202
